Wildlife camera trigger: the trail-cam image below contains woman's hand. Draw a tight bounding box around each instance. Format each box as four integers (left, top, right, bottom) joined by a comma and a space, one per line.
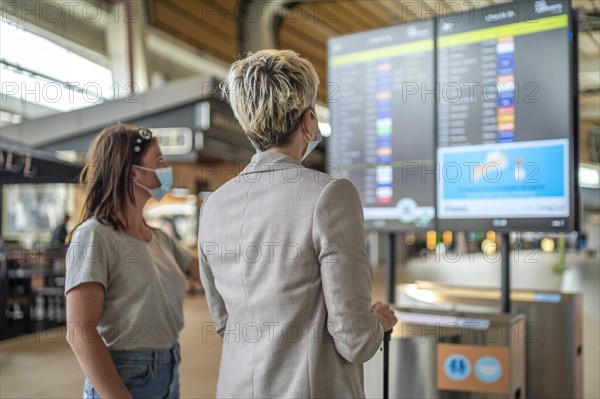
186, 257, 200, 282
372, 302, 398, 333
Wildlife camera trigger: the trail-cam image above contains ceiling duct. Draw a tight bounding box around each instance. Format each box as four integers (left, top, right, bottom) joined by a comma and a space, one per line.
239, 0, 312, 53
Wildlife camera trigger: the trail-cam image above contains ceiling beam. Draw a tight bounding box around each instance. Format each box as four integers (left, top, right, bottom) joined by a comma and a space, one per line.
145, 27, 230, 80
239, 0, 313, 53
0, 74, 214, 147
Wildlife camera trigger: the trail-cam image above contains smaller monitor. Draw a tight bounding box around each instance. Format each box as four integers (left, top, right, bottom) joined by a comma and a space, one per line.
328, 20, 436, 231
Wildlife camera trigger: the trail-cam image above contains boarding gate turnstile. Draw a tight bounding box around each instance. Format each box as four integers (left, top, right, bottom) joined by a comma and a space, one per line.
365, 307, 526, 399
397, 282, 583, 399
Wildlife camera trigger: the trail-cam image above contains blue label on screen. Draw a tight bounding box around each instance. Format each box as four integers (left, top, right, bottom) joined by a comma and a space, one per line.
498, 90, 515, 104
497, 53, 514, 75
498, 90, 514, 99
498, 131, 515, 143
377, 155, 393, 163
441, 142, 566, 200
377, 137, 393, 146
498, 67, 514, 76
497, 96, 514, 107
498, 54, 514, 69
378, 112, 391, 120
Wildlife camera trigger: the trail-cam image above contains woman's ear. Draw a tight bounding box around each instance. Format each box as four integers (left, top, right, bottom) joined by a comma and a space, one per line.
302, 109, 313, 136
131, 166, 140, 182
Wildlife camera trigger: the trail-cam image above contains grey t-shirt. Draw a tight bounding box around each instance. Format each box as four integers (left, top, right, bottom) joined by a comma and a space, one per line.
65, 218, 193, 351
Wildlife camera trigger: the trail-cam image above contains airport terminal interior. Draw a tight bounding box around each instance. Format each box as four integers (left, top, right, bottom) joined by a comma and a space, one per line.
0, 0, 599, 398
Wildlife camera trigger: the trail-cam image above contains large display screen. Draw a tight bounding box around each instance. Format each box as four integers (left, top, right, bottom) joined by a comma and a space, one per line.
436, 0, 576, 231
328, 20, 436, 231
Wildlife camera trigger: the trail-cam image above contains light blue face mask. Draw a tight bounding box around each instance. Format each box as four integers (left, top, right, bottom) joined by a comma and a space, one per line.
133, 165, 173, 201
302, 110, 322, 162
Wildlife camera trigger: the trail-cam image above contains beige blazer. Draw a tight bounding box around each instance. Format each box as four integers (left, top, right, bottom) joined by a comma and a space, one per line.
198, 151, 383, 398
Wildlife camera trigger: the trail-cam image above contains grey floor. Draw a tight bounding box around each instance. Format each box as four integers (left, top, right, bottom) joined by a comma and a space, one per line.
0, 293, 222, 399
1, 251, 598, 398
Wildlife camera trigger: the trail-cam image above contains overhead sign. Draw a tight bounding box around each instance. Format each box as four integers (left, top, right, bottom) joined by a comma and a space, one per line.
193, 100, 255, 163
151, 128, 193, 155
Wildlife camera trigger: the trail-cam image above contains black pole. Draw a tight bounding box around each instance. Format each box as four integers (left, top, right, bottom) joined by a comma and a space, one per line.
0, 187, 5, 338
385, 232, 396, 304
383, 330, 391, 399
383, 233, 396, 399
500, 232, 511, 313
0, 185, 3, 238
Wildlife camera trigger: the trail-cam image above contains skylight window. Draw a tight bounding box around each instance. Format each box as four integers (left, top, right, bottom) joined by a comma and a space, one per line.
0, 17, 113, 114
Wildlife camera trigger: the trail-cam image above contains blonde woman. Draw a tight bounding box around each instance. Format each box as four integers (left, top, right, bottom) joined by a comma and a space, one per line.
66, 124, 199, 399
198, 50, 397, 398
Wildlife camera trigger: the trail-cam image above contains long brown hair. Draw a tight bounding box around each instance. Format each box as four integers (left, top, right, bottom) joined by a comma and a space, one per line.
75, 123, 156, 233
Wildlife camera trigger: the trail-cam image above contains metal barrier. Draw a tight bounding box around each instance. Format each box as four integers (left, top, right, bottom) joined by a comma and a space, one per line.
365, 307, 526, 398
397, 282, 583, 399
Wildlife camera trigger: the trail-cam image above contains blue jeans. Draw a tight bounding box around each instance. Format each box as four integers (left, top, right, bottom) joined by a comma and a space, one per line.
83, 344, 180, 399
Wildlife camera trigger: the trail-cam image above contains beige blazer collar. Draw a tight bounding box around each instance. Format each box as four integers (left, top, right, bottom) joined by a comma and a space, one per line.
239, 151, 304, 176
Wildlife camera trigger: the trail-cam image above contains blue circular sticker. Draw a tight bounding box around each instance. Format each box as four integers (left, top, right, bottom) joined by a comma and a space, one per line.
444, 354, 471, 381
475, 356, 503, 383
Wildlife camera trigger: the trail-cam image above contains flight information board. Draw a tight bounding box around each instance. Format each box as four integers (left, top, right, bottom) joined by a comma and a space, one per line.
436, 0, 577, 231
328, 20, 436, 231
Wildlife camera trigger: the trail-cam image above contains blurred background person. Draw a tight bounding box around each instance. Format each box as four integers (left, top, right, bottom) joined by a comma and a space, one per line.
51, 214, 70, 246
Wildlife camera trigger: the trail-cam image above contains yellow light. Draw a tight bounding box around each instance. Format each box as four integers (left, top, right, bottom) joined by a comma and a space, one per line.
486, 231, 496, 242
426, 231, 437, 251
481, 239, 497, 255
443, 231, 453, 246
541, 237, 555, 253
187, 195, 197, 204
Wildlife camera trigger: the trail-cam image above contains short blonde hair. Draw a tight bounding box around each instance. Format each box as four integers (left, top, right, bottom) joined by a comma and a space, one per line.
221, 49, 320, 151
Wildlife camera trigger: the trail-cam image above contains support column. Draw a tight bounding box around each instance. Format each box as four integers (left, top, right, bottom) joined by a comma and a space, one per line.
105, 0, 150, 98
